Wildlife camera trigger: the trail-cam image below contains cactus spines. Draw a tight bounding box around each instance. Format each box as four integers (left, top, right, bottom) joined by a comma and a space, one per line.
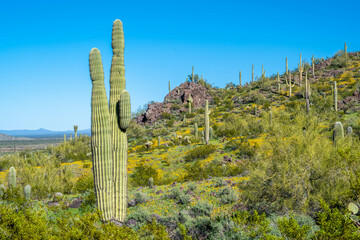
305, 70, 310, 114
205, 100, 210, 145
194, 123, 198, 139
192, 66, 194, 82
277, 72, 281, 93
148, 177, 154, 188
285, 71, 295, 97
24, 185, 31, 201
9, 167, 16, 189
158, 136, 161, 146
90, 19, 130, 223
286, 57, 288, 74
348, 202, 358, 215
74, 125, 78, 141
333, 81, 338, 111
252, 64, 254, 83
333, 122, 344, 143
347, 126, 353, 135
188, 94, 193, 114
239, 71, 242, 87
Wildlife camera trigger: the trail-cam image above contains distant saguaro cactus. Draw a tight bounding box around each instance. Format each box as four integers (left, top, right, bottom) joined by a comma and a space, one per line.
205, 100, 210, 145
192, 66, 194, 82
286, 57, 288, 74
305, 71, 310, 114
344, 42, 347, 56
188, 93, 193, 114
89, 19, 131, 223
347, 126, 353, 135
209, 127, 213, 140
194, 123, 198, 140
252, 64, 254, 83
239, 71, 242, 87
277, 72, 281, 93
24, 185, 31, 201
168, 81, 171, 93
64, 134, 66, 144
9, 167, 16, 189
74, 125, 78, 141
262, 65, 264, 77
148, 177, 154, 188
285, 71, 295, 97
298, 53, 303, 86
334, 81, 338, 111
311, 55, 315, 77
158, 136, 161, 146
333, 122, 344, 144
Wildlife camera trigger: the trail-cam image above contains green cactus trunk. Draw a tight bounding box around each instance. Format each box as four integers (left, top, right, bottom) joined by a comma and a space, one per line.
239, 71, 242, 87
89, 19, 130, 223
168, 81, 170, 93
64, 134, 66, 144
277, 72, 281, 93
298, 53, 303, 86
347, 126, 353, 135
192, 66, 194, 82
333, 122, 344, 144
285, 71, 294, 97
305, 71, 310, 115
334, 81, 337, 111
9, 167, 16, 189
344, 42, 347, 56
205, 100, 210, 145
188, 94, 193, 114
24, 185, 31, 201
74, 125, 78, 141
209, 127, 213, 140
194, 123, 198, 140
262, 65, 264, 77
90, 48, 113, 221
158, 136, 161, 146
252, 64, 254, 83
312, 55, 315, 77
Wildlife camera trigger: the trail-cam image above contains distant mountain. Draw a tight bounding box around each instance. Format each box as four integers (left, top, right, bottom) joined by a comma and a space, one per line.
0, 128, 91, 138
0, 134, 32, 141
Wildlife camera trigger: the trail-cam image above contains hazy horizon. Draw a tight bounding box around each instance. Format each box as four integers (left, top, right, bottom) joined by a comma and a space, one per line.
1, 0, 359, 130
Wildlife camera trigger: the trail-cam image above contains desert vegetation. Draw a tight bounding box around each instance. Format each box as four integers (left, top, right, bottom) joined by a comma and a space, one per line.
1, 19, 360, 239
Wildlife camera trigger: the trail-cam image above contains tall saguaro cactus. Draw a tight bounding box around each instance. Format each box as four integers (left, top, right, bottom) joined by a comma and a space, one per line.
333, 122, 344, 144
334, 81, 338, 111
168, 81, 171, 93
277, 72, 281, 93
262, 65, 264, 77
194, 123, 198, 140
188, 94, 193, 114
311, 55, 315, 77
192, 66, 194, 82
344, 43, 347, 56
89, 19, 131, 223
305, 71, 310, 114
285, 71, 295, 97
239, 71, 242, 87
9, 167, 16, 189
74, 125, 78, 141
205, 100, 210, 145
298, 54, 303, 86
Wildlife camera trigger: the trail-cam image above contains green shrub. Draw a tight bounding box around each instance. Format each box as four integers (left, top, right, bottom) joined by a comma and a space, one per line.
218, 187, 238, 204
277, 215, 311, 240
130, 161, 159, 187
134, 192, 148, 204
138, 218, 170, 240
190, 201, 213, 217
165, 119, 175, 127
184, 145, 217, 162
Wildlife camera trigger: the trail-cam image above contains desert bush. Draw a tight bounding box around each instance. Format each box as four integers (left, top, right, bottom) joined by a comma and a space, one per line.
218, 187, 238, 204
215, 113, 249, 137
184, 145, 217, 162
165, 119, 175, 127
190, 201, 213, 217
130, 161, 159, 187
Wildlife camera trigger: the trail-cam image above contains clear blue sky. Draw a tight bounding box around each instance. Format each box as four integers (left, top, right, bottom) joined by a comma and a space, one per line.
0, 0, 359, 130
